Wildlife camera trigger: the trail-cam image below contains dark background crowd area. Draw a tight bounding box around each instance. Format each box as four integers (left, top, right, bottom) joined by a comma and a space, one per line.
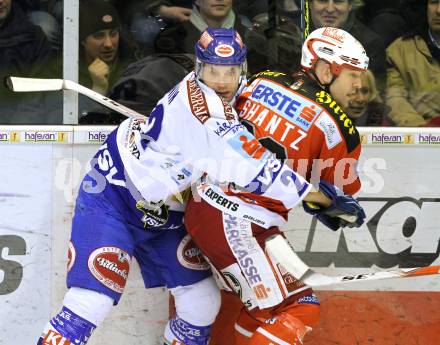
0, 0, 439, 127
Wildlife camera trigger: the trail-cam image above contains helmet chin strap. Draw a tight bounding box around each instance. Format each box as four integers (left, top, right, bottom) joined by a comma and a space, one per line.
323, 75, 336, 93
310, 68, 336, 93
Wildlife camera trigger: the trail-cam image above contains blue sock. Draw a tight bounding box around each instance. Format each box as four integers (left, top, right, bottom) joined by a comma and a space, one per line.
166, 316, 212, 345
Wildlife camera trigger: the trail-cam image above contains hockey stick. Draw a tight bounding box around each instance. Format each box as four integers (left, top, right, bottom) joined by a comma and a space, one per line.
6, 78, 372, 227
266, 235, 440, 287
302, 265, 440, 287
8, 78, 360, 225
6, 76, 146, 119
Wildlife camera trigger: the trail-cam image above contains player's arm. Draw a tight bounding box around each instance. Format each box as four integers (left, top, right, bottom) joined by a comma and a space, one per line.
183, 110, 310, 210
309, 111, 362, 195
302, 112, 365, 230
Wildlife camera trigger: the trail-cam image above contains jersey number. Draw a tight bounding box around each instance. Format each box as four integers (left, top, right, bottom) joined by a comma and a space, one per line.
242, 121, 307, 160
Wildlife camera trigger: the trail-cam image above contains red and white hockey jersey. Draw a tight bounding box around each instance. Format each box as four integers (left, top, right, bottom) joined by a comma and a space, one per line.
235, 70, 362, 196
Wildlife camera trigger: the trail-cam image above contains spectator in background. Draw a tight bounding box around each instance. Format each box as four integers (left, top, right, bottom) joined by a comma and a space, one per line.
309, 0, 386, 84
155, 0, 247, 54
108, 53, 195, 116
357, 1, 426, 48
245, 13, 302, 75
113, 0, 192, 55
0, 0, 59, 124
81, 52, 196, 124
15, 0, 37, 10
147, 0, 193, 22
345, 70, 392, 126
28, 9, 61, 51
15, 0, 62, 51
233, 0, 301, 24
357, 0, 407, 47
233, 0, 267, 21
111, 0, 192, 26
385, 0, 440, 127
78, 0, 138, 118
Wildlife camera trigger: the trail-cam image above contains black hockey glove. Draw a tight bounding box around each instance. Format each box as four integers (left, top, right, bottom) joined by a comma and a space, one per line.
303, 180, 366, 231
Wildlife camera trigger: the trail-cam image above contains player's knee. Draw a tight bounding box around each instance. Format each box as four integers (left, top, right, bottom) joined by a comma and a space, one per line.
171, 276, 221, 326
63, 287, 114, 325
37, 287, 114, 344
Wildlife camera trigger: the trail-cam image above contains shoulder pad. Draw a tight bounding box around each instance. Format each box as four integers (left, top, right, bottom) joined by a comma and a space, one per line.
313, 90, 360, 153
249, 70, 296, 88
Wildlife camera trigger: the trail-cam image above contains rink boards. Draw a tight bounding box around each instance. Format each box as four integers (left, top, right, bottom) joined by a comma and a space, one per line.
0, 126, 439, 344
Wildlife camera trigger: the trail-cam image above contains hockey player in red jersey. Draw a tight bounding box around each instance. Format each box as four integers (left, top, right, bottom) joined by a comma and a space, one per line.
185, 27, 368, 345
236, 26, 368, 197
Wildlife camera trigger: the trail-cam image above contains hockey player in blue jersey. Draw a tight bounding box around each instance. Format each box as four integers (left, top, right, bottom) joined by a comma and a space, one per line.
37, 27, 364, 345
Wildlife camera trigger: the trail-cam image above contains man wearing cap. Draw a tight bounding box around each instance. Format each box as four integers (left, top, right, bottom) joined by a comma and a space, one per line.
79, 0, 137, 96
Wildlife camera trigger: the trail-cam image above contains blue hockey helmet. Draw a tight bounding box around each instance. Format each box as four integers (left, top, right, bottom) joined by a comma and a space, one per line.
195, 27, 247, 66
195, 28, 247, 100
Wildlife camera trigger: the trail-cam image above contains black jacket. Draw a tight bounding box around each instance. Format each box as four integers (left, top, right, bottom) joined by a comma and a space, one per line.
0, 3, 56, 124
0, 3, 53, 85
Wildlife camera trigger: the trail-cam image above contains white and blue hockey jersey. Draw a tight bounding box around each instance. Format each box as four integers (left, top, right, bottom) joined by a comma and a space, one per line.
82, 72, 311, 229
